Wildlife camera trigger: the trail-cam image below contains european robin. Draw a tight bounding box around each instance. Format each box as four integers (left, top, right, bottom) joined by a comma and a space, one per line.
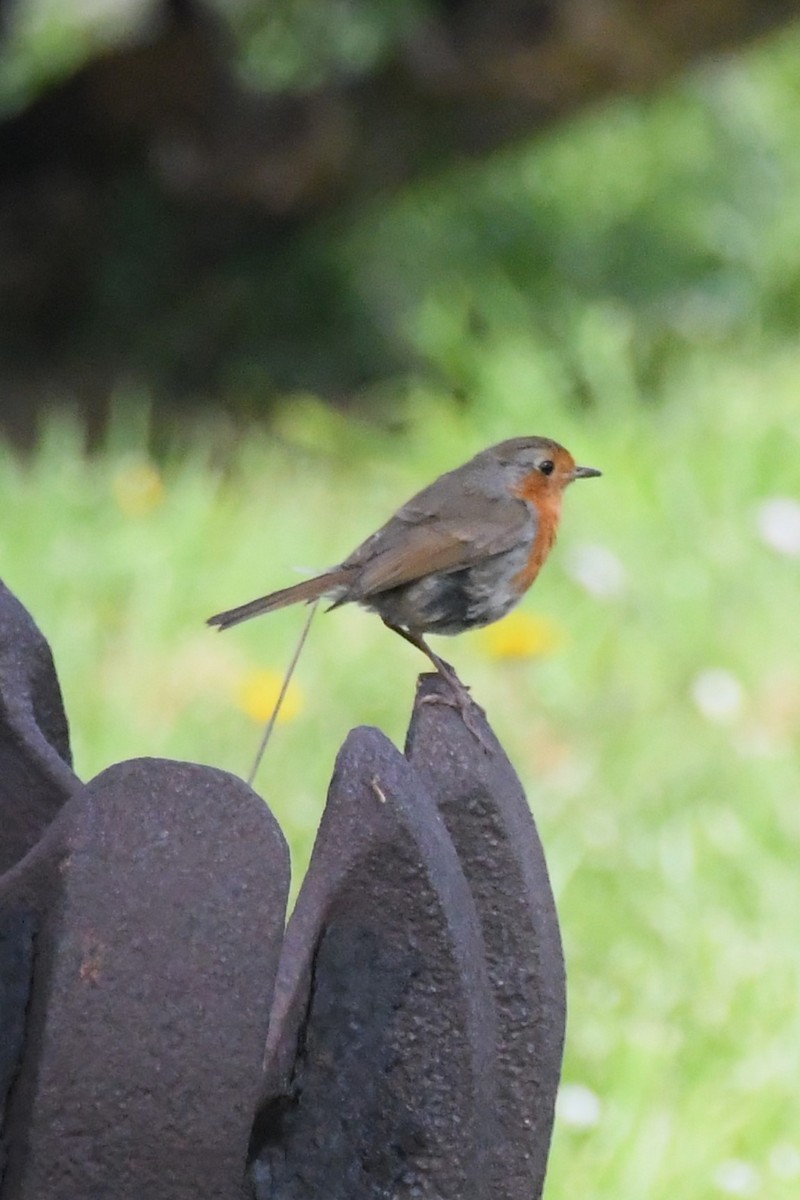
208, 436, 601, 731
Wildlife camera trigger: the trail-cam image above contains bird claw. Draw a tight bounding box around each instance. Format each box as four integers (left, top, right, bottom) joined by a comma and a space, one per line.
419, 686, 492, 753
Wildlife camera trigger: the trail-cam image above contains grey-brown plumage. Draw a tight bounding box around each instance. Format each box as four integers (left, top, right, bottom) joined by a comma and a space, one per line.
207, 437, 601, 717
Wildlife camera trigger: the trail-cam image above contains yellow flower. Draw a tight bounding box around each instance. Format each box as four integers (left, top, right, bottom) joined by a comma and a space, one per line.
112, 461, 165, 517
236, 668, 305, 725
476, 611, 565, 661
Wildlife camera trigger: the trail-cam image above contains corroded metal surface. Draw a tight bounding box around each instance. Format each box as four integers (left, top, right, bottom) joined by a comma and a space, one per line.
0, 581, 77, 873
407, 675, 566, 1200
256, 726, 497, 1199
0, 585, 566, 1199
0, 757, 289, 1200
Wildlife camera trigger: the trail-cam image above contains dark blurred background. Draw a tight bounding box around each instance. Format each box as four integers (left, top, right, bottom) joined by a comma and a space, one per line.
3, 0, 800, 446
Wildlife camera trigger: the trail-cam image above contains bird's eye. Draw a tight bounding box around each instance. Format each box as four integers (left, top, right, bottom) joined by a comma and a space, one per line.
539, 460, 555, 476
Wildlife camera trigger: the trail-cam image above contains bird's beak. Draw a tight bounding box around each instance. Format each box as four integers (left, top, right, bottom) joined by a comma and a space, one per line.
572, 465, 602, 480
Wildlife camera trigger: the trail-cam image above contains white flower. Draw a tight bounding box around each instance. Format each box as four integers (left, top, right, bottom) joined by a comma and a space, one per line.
712, 1159, 761, 1196
564, 544, 627, 599
556, 1083, 602, 1129
691, 669, 744, 723
769, 1143, 800, 1180
756, 497, 800, 556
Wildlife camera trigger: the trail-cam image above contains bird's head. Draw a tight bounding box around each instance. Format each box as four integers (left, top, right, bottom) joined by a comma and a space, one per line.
490, 436, 602, 500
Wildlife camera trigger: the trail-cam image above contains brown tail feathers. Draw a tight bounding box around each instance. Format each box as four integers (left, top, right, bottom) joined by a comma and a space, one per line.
207, 570, 346, 631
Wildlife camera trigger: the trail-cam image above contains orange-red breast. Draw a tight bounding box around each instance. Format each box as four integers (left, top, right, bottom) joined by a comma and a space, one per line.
208, 436, 601, 719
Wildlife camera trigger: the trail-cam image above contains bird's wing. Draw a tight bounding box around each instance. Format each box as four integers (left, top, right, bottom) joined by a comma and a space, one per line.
346, 492, 533, 597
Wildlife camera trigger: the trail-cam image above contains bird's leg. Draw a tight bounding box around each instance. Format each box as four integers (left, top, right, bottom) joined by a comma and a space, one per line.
383, 621, 463, 687
382, 621, 490, 748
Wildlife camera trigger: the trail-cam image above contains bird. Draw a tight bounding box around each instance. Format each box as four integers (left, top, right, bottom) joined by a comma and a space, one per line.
208, 436, 601, 730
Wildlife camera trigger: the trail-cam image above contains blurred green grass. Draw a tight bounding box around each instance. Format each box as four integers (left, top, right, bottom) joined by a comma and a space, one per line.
3, 27, 800, 1200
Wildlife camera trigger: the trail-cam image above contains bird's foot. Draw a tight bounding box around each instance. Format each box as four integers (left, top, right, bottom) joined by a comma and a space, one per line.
383, 620, 491, 749
419, 671, 491, 752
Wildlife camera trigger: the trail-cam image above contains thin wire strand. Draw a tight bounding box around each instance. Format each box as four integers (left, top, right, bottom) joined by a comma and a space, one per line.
246, 600, 319, 787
